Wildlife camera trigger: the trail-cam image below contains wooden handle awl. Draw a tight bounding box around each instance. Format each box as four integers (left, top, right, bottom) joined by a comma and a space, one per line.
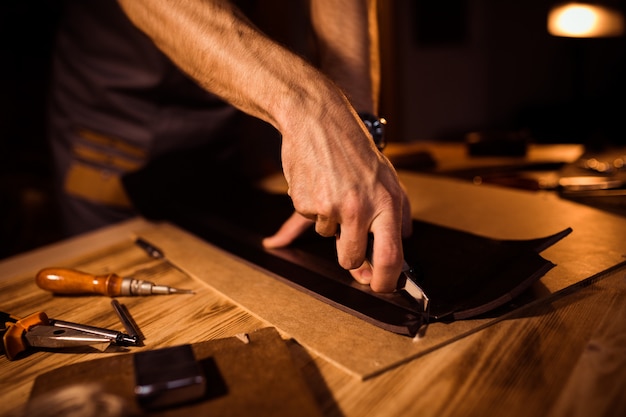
36, 268, 125, 296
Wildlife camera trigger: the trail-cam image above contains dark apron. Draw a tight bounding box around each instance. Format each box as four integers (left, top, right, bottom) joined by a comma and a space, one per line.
47, 0, 240, 235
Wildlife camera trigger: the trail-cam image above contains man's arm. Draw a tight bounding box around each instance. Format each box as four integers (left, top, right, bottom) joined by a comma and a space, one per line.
310, 0, 379, 114
264, 0, 411, 289
116, 0, 408, 292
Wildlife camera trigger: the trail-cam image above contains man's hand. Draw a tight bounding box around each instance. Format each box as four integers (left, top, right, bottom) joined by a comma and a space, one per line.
260, 0, 411, 292
263, 107, 412, 293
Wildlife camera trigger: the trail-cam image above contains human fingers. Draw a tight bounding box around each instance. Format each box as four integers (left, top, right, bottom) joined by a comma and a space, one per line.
366, 216, 404, 293
348, 259, 374, 285
262, 211, 314, 248
314, 214, 339, 238
335, 203, 403, 292
334, 210, 369, 272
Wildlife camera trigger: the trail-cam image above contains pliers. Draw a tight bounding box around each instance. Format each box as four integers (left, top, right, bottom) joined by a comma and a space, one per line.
1, 311, 138, 360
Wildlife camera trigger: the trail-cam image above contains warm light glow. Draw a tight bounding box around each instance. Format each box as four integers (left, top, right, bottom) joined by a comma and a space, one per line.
548, 3, 625, 37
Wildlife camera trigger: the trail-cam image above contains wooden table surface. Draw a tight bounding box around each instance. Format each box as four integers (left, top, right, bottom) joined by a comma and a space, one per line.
1, 171, 626, 417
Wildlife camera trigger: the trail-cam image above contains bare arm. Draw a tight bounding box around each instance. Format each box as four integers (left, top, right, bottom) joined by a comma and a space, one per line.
310, 0, 380, 113
117, 0, 408, 292
117, 0, 330, 131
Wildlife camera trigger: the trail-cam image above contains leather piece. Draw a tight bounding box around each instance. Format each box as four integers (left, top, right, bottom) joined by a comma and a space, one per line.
27, 328, 323, 417
123, 152, 571, 336
403, 223, 572, 320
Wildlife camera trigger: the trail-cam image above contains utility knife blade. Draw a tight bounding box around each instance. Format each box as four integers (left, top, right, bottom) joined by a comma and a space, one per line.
396, 260, 430, 315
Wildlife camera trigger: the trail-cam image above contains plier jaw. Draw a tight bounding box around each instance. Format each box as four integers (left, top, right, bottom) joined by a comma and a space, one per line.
23, 325, 117, 349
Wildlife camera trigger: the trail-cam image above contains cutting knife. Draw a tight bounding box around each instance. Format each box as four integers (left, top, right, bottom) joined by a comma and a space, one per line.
396, 260, 430, 314
365, 235, 430, 317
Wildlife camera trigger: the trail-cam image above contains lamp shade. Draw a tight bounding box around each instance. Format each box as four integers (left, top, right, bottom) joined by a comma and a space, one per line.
548, 2, 625, 37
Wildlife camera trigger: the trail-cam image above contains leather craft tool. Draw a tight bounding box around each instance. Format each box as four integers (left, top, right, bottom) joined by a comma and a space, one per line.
35, 267, 194, 296
134, 344, 207, 410
135, 237, 192, 279
396, 260, 430, 315
111, 299, 143, 343
367, 234, 430, 317
1, 310, 138, 360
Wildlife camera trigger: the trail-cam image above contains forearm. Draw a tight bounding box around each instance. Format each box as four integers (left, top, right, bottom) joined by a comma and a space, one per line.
116, 0, 347, 136
117, 0, 406, 291
310, 0, 380, 114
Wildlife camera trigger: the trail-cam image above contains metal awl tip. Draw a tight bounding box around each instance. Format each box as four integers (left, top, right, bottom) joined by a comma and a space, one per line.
150, 285, 195, 295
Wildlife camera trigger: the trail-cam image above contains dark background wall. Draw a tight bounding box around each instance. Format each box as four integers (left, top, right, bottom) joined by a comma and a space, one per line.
379, 0, 626, 145
1, 0, 626, 257
0, 2, 60, 258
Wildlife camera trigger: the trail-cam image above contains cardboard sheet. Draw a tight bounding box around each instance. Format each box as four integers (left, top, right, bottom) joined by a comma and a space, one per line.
124, 165, 570, 335
133, 224, 547, 379
18, 225, 506, 379
103, 163, 626, 378
120, 171, 626, 379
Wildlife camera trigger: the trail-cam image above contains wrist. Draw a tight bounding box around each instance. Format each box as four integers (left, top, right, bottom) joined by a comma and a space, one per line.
276, 72, 348, 134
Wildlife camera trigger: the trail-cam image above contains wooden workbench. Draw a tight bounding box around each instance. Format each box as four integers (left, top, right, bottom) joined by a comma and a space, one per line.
1, 171, 626, 417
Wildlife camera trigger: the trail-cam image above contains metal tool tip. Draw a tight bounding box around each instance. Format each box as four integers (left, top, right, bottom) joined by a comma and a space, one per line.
170, 287, 195, 295
122, 335, 141, 346
150, 285, 195, 295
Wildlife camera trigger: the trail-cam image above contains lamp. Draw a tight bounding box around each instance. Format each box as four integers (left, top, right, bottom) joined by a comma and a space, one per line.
544, 2, 625, 144
548, 2, 625, 38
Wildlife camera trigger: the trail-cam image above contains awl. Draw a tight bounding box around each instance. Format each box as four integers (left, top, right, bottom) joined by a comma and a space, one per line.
35, 267, 194, 296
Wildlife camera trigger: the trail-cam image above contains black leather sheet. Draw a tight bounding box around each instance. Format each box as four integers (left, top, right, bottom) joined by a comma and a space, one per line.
123, 149, 571, 336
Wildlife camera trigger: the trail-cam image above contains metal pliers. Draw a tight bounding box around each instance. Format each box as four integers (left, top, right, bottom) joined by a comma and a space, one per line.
1, 311, 138, 360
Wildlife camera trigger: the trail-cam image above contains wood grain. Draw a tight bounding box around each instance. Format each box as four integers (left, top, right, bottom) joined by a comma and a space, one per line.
136, 222, 502, 379
0, 234, 266, 417
294, 265, 626, 417
2, 225, 625, 417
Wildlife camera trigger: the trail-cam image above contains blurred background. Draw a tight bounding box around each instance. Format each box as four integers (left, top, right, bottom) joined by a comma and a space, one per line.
1, 0, 625, 259
378, 0, 626, 145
